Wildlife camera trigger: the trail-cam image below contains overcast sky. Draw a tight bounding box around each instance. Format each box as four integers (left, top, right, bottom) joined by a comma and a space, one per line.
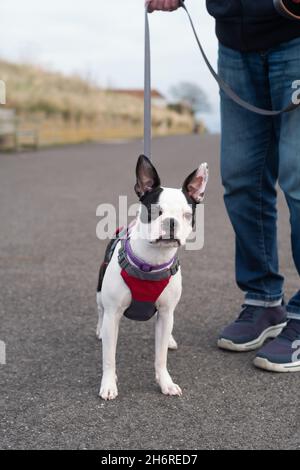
0, 0, 220, 132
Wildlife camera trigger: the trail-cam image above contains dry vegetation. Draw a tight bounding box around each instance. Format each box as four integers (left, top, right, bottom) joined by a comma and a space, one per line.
0, 60, 194, 147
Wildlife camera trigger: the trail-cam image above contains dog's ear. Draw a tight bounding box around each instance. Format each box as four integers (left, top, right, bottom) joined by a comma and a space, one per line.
182, 162, 209, 204
134, 155, 161, 199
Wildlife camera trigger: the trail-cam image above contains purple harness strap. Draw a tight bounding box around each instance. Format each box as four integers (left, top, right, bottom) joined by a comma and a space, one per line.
124, 239, 176, 273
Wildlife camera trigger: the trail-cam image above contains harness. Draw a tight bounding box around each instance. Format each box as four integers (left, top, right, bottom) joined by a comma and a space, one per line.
97, 228, 180, 322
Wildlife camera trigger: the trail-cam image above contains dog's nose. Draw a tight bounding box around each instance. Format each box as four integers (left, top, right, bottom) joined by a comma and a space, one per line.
162, 218, 178, 238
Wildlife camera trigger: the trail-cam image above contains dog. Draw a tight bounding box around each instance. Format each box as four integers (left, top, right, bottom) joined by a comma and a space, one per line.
96, 154, 208, 400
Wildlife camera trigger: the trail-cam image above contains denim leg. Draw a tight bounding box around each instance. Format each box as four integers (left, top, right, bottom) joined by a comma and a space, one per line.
268, 38, 300, 318
218, 44, 284, 304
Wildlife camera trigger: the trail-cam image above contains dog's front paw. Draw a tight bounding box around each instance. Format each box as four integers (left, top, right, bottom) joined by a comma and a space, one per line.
161, 382, 182, 397
99, 379, 118, 401
156, 371, 182, 397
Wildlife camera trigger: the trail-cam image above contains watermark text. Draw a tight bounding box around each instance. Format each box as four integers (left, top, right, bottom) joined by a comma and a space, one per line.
96, 197, 205, 250
292, 80, 300, 105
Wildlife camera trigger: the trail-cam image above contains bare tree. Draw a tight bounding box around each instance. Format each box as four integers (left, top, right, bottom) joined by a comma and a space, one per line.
170, 82, 211, 115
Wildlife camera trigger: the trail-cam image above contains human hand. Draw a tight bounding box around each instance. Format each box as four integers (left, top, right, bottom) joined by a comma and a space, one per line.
146, 0, 181, 13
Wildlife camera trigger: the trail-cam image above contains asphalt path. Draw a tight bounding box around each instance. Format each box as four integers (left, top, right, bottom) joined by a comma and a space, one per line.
0, 135, 299, 449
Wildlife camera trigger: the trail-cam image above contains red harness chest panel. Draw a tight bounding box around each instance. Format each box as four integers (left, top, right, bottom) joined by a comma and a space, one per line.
121, 270, 170, 302
121, 269, 171, 321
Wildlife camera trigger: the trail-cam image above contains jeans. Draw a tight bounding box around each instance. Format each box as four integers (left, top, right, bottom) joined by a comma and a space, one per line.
218, 37, 300, 319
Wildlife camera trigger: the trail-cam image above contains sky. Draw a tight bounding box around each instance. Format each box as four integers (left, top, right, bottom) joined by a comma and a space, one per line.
0, 0, 220, 132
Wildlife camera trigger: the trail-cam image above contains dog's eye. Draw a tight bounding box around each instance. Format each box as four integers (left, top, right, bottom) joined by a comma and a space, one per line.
156, 205, 163, 217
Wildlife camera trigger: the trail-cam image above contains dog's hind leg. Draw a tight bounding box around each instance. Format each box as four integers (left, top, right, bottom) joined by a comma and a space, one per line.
168, 334, 178, 350
96, 292, 104, 340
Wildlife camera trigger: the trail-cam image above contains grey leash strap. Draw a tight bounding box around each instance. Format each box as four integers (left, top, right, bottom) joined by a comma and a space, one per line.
179, 0, 299, 116
144, 6, 152, 159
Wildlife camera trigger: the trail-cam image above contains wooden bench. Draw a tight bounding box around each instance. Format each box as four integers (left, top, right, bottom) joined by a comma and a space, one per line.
0, 109, 39, 151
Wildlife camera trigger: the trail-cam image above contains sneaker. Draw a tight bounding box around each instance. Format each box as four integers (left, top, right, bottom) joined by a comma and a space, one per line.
217, 305, 287, 352
254, 319, 300, 372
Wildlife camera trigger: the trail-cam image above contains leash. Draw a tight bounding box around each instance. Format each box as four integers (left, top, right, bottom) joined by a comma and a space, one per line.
144, 6, 152, 160
144, 0, 300, 158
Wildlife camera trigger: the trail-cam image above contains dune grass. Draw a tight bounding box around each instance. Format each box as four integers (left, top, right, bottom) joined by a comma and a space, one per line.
0, 60, 194, 147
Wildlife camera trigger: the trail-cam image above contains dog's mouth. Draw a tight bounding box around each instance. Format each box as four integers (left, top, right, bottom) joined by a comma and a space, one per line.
151, 237, 181, 247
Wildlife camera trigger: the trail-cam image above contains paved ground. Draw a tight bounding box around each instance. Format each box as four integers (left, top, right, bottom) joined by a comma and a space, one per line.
0, 135, 299, 450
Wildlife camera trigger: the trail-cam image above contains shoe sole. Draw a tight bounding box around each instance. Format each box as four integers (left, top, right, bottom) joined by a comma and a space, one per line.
254, 357, 300, 373
217, 322, 287, 352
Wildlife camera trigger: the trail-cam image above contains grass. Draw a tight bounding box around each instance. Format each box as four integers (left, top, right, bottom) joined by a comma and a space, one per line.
0, 60, 194, 147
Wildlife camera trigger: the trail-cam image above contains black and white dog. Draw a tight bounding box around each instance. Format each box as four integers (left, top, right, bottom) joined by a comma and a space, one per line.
97, 155, 208, 400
